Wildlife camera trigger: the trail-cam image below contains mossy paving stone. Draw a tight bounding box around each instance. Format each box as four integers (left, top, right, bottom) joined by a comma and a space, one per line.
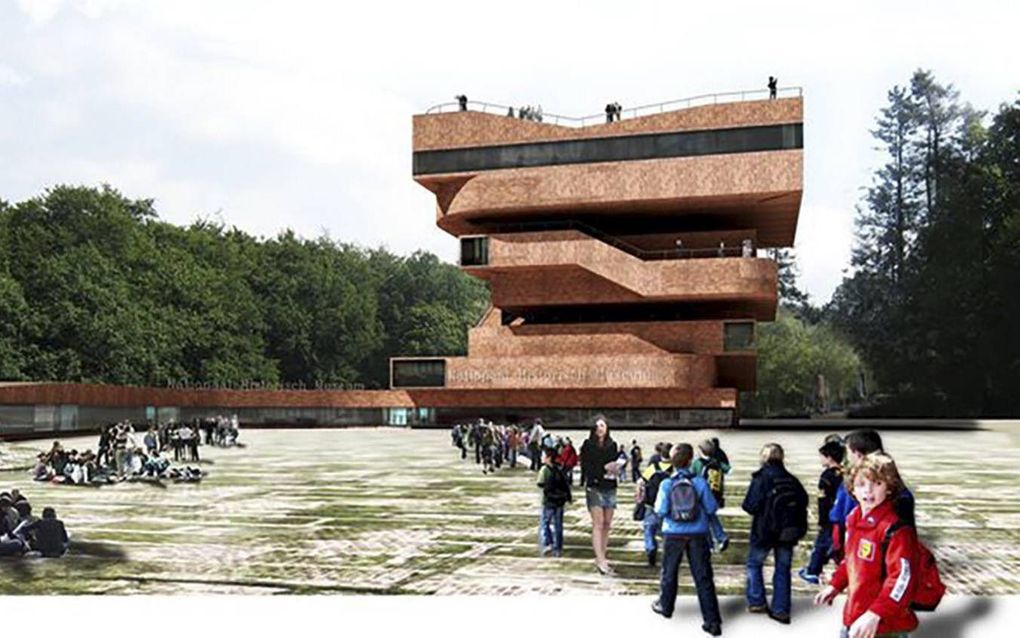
1, 425, 1019, 594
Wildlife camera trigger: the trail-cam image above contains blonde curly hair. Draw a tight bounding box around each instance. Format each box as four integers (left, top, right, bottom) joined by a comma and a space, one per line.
849, 452, 905, 498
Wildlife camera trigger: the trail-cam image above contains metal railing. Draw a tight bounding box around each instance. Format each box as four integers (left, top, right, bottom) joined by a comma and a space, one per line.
459, 219, 759, 263
425, 87, 802, 127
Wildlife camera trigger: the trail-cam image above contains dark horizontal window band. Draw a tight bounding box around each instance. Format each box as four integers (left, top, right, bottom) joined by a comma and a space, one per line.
413, 123, 802, 175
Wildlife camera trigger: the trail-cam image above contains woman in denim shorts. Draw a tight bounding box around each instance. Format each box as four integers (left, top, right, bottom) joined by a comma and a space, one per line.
579, 415, 620, 574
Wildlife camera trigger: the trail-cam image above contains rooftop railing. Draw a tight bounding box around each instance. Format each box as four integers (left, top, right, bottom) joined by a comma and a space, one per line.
424, 87, 802, 127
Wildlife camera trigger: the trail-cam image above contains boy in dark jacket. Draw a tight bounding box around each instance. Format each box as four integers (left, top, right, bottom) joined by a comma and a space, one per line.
742, 443, 808, 625
537, 447, 571, 557
799, 439, 845, 584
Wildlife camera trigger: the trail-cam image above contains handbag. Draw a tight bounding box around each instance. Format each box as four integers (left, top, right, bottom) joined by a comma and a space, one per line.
632, 501, 647, 521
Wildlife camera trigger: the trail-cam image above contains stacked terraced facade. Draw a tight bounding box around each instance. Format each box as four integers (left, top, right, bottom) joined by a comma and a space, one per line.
392, 93, 804, 426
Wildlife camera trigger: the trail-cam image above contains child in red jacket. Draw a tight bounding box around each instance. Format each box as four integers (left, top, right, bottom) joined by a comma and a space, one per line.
814, 453, 920, 638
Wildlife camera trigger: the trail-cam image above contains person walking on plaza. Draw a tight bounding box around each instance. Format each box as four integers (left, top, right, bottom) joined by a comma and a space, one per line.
742, 443, 809, 625
537, 446, 571, 557
629, 439, 643, 483
558, 436, 578, 484
529, 418, 545, 471
579, 415, 619, 575
692, 439, 731, 553
799, 439, 845, 584
650, 443, 723, 636
636, 448, 671, 566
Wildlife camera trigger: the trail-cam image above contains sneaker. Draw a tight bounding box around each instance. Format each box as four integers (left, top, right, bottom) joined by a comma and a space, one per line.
651, 600, 672, 619
701, 622, 722, 636
798, 567, 820, 585
746, 604, 768, 614
541, 545, 554, 557
767, 611, 791, 625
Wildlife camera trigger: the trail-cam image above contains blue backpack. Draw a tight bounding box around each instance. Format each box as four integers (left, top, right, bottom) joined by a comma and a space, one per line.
668, 475, 700, 522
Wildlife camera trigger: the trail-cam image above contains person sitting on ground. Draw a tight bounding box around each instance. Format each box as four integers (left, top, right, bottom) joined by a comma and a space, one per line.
33, 453, 53, 482
650, 443, 723, 636
0, 496, 19, 535
79, 450, 97, 483
11, 501, 37, 549
143, 449, 170, 477
46, 441, 68, 477
691, 439, 731, 553
21, 507, 69, 558
62, 450, 84, 484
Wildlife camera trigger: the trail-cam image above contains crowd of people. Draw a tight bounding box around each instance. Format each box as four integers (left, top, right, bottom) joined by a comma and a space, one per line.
31, 415, 241, 486
450, 418, 578, 477
0, 489, 69, 558
454, 417, 943, 637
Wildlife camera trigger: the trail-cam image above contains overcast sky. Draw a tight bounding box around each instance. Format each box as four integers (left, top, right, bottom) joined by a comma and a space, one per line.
1, 0, 1017, 304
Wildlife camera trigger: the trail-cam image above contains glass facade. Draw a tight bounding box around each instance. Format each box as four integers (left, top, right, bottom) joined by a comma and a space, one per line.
460, 236, 489, 266
724, 321, 756, 351
413, 123, 803, 175
391, 359, 446, 388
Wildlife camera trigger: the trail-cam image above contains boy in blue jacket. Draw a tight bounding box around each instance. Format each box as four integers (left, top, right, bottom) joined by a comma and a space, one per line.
650, 443, 722, 637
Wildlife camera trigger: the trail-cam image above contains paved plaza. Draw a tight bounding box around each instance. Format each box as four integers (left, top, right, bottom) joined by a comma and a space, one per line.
1, 424, 1019, 595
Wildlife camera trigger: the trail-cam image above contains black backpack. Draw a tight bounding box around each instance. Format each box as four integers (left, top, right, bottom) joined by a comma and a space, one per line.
701, 458, 726, 507
763, 471, 808, 544
643, 462, 670, 506
543, 465, 572, 506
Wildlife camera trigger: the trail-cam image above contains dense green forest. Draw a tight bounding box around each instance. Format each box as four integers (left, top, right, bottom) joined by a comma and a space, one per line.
0, 186, 489, 389
826, 71, 1020, 416
751, 71, 1020, 417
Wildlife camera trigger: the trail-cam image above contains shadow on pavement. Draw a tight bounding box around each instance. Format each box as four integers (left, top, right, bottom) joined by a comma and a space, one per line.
914, 597, 994, 638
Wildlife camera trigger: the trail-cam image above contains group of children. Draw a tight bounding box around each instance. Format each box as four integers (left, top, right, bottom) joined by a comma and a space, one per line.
643, 429, 940, 637
0, 489, 69, 558
512, 423, 942, 637
31, 419, 221, 485
450, 419, 579, 478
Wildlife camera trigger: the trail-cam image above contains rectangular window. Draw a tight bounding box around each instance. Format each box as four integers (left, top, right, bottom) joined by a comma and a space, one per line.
460, 236, 489, 266
724, 321, 756, 351
391, 359, 446, 388
413, 123, 803, 175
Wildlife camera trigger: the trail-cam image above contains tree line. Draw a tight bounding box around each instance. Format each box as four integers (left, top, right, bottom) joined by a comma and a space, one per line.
752, 71, 1020, 417
0, 185, 489, 389
827, 70, 1020, 416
